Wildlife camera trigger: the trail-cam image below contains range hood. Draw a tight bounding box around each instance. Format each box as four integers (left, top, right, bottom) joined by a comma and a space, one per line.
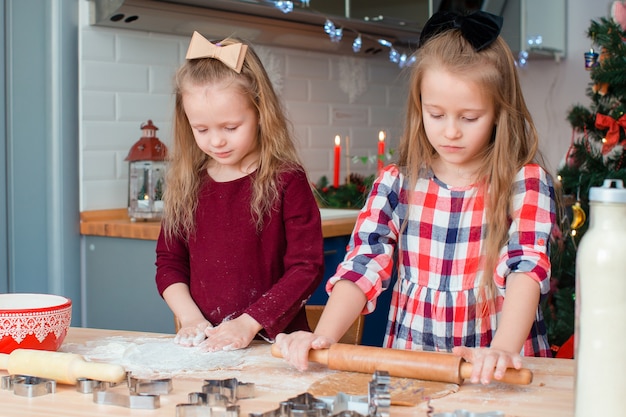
89, 0, 423, 57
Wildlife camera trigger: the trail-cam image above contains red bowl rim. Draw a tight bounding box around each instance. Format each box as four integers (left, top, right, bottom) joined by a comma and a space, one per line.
0, 293, 72, 314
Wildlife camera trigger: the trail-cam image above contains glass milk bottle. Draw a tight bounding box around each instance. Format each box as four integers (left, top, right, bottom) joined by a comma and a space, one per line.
575, 179, 626, 416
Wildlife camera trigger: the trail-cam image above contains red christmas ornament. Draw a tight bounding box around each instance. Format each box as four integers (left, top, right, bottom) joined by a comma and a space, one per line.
564, 144, 579, 168
595, 113, 626, 154
563, 130, 583, 169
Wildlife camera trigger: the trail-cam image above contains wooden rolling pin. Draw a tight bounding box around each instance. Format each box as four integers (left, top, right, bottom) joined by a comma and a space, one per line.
271, 343, 533, 385
0, 349, 126, 385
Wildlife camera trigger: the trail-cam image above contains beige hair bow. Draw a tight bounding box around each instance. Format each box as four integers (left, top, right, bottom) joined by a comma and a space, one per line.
185, 31, 248, 73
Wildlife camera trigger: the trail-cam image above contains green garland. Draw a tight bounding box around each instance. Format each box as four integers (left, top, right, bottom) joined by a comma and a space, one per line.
313, 173, 374, 209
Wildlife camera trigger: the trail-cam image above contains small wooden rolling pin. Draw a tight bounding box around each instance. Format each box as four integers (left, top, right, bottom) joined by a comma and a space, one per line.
0, 349, 126, 385
271, 343, 533, 385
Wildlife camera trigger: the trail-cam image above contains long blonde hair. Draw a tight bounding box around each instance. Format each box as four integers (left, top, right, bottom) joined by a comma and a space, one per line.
398, 30, 545, 298
163, 38, 302, 240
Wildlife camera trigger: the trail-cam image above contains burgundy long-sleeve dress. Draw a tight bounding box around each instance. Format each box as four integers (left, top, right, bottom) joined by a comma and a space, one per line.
156, 168, 324, 339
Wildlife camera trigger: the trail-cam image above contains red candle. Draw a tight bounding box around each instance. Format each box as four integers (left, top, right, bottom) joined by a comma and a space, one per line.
345, 135, 351, 185
333, 135, 341, 188
377, 131, 386, 173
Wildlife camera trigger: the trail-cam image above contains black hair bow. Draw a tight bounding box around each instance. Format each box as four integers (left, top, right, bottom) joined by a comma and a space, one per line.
418, 10, 503, 52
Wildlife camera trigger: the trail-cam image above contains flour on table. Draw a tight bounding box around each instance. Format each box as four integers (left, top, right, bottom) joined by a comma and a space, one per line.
61, 336, 341, 393
61, 336, 247, 378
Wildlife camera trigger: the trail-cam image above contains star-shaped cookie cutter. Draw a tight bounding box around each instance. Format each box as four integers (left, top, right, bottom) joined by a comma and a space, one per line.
175, 378, 254, 417
177, 391, 241, 417
250, 392, 330, 417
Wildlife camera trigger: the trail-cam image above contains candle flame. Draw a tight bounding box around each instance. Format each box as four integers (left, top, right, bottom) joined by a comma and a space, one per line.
335, 135, 341, 146
378, 131, 386, 141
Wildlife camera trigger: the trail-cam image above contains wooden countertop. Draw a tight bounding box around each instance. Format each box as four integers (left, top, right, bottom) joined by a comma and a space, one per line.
1, 328, 574, 416
80, 208, 357, 240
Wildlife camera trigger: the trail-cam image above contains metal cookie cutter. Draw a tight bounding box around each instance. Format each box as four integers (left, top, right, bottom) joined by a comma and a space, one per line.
330, 393, 369, 416
1, 375, 56, 397
93, 389, 161, 409
75, 376, 126, 394
201, 377, 255, 403
250, 392, 331, 417
322, 371, 390, 417
176, 392, 240, 417
368, 371, 391, 417
175, 378, 253, 417
128, 375, 173, 395
89, 374, 173, 409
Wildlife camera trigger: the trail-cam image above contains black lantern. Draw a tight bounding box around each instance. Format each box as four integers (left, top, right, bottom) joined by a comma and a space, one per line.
125, 120, 168, 221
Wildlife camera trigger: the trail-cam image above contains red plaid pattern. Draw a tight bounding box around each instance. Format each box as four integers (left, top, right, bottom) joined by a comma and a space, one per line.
328, 164, 555, 356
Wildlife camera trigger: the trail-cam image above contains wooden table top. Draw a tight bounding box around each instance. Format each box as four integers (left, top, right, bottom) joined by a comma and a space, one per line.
1, 327, 575, 416
80, 209, 358, 240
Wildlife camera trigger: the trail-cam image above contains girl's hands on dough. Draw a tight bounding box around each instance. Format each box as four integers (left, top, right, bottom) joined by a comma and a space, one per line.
275, 331, 336, 371
452, 346, 523, 384
174, 319, 212, 346
200, 313, 261, 352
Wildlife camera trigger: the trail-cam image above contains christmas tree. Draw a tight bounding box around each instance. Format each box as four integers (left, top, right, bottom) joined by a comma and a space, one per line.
545, 7, 626, 357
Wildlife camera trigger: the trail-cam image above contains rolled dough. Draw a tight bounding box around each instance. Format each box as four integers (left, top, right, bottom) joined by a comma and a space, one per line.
307, 372, 459, 406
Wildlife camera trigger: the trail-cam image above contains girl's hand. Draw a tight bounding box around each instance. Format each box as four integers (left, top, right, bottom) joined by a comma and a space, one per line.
452, 346, 523, 385
274, 331, 336, 371
200, 314, 261, 352
174, 319, 212, 346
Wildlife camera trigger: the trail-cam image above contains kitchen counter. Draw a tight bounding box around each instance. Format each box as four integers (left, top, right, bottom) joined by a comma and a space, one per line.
80, 208, 359, 240
1, 327, 574, 416
80, 208, 362, 336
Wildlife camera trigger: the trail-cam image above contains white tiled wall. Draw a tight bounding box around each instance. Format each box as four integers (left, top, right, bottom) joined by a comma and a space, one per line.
78, 3, 407, 211
80, 1, 603, 212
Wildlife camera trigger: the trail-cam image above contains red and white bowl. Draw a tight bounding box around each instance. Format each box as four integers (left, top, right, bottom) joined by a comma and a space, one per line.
0, 293, 72, 354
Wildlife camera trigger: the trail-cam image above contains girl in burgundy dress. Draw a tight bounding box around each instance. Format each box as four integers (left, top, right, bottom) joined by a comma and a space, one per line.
156, 32, 324, 352
276, 11, 557, 385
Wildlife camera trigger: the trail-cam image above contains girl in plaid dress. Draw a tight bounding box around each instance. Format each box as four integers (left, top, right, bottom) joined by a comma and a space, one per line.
276, 10, 557, 384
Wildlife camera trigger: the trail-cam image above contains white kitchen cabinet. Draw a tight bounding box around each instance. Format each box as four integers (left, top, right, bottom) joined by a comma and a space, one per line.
89, 0, 565, 60
316, 0, 567, 58
501, 0, 567, 59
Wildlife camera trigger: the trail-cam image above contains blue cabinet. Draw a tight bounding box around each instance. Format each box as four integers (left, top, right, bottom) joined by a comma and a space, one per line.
309, 236, 393, 347
84, 234, 393, 346
84, 236, 175, 334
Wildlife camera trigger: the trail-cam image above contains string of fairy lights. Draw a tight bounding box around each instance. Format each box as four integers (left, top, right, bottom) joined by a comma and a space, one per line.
266, 0, 544, 68
267, 0, 418, 68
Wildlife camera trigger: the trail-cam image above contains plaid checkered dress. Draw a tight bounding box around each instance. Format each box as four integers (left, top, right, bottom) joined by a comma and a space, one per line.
328, 164, 555, 356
